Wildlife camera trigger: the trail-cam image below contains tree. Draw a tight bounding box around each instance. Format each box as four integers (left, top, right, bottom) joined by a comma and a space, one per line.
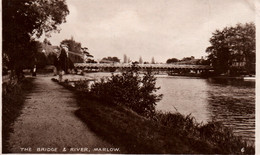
196, 59, 210, 65
43, 38, 52, 45
166, 58, 179, 64
81, 47, 94, 62
61, 37, 82, 54
181, 56, 194, 61
3, 0, 69, 78
35, 52, 48, 69
85, 59, 97, 63
101, 57, 120, 63
60, 38, 94, 63
123, 54, 127, 63
91, 67, 162, 117
47, 53, 58, 65
151, 57, 155, 64
61, 38, 94, 63
139, 56, 143, 64
127, 57, 131, 63
206, 23, 255, 75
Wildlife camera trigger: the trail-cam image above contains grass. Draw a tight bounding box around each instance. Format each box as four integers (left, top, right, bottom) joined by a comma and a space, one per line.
55, 79, 255, 154
75, 98, 212, 154
2, 78, 35, 153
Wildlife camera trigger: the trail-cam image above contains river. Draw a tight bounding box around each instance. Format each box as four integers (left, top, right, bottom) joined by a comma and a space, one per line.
85, 72, 255, 144
155, 75, 255, 144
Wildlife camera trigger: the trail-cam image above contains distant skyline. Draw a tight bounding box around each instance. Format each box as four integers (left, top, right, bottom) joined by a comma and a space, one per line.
40, 0, 255, 63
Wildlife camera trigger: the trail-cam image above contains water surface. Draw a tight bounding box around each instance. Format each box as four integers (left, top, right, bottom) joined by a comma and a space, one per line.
86, 72, 255, 143
156, 76, 255, 143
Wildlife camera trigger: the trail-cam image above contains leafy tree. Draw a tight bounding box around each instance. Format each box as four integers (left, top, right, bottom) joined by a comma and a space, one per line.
90, 67, 162, 117
132, 61, 139, 65
3, 0, 69, 78
127, 57, 131, 63
61, 37, 82, 54
101, 57, 120, 63
35, 52, 47, 69
81, 47, 94, 62
61, 38, 94, 63
196, 59, 210, 65
85, 59, 97, 63
206, 23, 255, 75
43, 38, 52, 45
151, 57, 155, 64
123, 54, 127, 63
13, 40, 44, 77
139, 56, 143, 64
181, 56, 194, 61
122, 54, 131, 63
166, 58, 179, 64
47, 53, 58, 65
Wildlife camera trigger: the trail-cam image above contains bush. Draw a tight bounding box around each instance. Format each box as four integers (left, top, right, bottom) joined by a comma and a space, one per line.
90, 67, 162, 117
153, 112, 200, 137
198, 121, 254, 153
153, 111, 254, 154
74, 80, 90, 92
2, 78, 34, 153
36, 52, 47, 69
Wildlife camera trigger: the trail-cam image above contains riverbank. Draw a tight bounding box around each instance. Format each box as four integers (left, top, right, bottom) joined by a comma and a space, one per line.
168, 73, 256, 80
2, 78, 35, 153
210, 75, 255, 80
55, 72, 255, 143
55, 78, 255, 154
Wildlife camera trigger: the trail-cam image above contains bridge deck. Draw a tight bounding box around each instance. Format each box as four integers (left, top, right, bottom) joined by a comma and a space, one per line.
74, 63, 213, 70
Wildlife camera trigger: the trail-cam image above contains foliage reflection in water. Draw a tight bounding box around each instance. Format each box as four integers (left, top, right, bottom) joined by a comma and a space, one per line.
156, 76, 255, 144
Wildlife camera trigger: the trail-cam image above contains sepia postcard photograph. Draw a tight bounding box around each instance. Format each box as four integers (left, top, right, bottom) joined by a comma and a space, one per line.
1, 0, 258, 154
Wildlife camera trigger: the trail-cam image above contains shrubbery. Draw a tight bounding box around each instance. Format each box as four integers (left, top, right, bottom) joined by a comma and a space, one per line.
153, 112, 254, 153
74, 80, 90, 92
90, 67, 162, 117
2, 78, 34, 153
153, 112, 199, 136
56, 67, 254, 154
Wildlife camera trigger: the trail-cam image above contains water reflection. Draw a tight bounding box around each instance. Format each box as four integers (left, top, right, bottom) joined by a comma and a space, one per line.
155, 76, 255, 144
206, 78, 255, 143
85, 72, 255, 144
155, 76, 210, 123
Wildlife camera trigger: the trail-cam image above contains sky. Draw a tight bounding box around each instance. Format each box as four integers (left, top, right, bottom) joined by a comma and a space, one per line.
41, 0, 255, 63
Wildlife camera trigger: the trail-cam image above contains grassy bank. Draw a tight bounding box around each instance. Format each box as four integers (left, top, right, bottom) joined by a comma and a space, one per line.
56, 79, 254, 154
75, 98, 214, 154
2, 78, 35, 153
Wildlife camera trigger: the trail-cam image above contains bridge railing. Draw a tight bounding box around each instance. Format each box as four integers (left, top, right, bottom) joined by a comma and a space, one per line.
74, 63, 213, 70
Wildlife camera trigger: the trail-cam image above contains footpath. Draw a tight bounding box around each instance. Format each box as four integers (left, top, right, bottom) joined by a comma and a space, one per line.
7, 76, 113, 153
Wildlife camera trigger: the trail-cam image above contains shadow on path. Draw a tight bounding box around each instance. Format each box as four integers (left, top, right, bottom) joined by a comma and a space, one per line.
7, 76, 113, 153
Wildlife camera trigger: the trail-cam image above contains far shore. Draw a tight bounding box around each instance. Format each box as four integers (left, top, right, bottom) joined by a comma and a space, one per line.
52, 71, 256, 82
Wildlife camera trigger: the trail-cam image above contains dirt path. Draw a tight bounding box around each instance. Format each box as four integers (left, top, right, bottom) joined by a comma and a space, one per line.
7, 76, 115, 153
